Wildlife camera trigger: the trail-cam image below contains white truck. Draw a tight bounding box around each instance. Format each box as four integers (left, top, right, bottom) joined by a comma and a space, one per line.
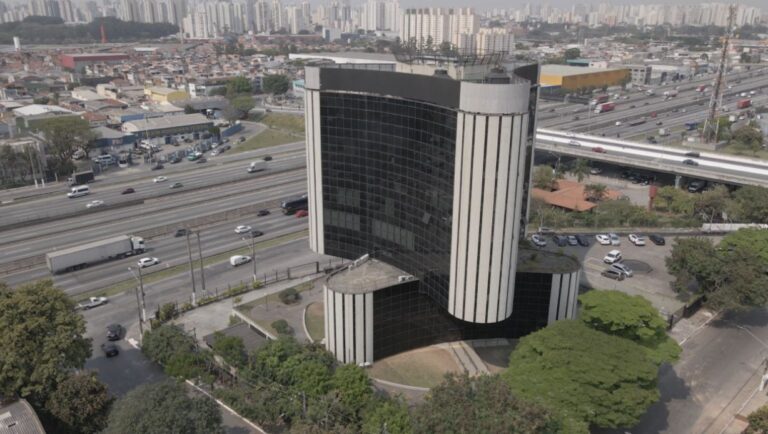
658, 128, 669, 137
247, 160, 267, 173
46, 235, 146, 274
663, 90, 678, 97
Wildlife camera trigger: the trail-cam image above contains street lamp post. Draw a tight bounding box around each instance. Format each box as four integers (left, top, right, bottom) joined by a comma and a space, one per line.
195, 231, 206, 295
185, 231, 197, 305
128, 266, 147, 340
251, 233, 257, 282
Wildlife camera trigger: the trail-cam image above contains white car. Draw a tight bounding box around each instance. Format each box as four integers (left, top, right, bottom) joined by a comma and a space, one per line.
153, 176, 168, 183
595, 234, 611, 245
234, 225, 252, 234
628, 234, 646, 246
609, 233, 621, 246
230, 255, 252, 267
603, 250, 623, 264
615, 121, 622, 126
137, 257, 160, 268
86, 200, 104, 208
531, 234, 547, 247
568, 140, 581, 146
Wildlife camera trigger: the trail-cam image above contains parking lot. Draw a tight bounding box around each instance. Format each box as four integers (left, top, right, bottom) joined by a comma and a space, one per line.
536, 232, 699, 318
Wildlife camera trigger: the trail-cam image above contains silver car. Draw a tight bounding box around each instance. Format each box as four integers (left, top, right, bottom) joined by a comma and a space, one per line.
610, 262, 633, 278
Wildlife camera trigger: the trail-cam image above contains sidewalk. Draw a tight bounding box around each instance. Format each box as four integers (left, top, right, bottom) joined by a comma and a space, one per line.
669, 306, 717, 345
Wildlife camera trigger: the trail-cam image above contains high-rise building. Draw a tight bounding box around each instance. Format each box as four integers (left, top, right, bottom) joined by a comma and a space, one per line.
399, 7, 478, 48
303, 59, 581, 364
285, 5, 305, 34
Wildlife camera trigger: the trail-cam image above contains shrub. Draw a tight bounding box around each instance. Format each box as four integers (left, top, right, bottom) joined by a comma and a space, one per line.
253, 280, 264, 289
272, 319, 294, 335
278, 287, 300, 305
157, 302, 178, 322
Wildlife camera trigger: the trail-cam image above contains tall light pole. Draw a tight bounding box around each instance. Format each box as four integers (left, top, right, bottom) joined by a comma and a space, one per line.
128, 266, 147, 339
251, 232, 257, 282
185, 231, 197, 305
195, 231, 206, 295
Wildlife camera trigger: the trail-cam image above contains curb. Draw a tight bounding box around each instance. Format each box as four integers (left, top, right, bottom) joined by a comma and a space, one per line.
302, 303, 314, 344
371, 377, 430, 392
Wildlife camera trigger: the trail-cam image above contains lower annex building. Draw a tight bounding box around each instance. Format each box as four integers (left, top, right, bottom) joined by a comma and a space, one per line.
302, 55, 581, 364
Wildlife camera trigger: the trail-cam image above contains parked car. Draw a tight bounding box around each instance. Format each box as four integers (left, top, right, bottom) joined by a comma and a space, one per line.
239, 136, 246, 142
153, 176, 168, 183
257, 209, 270, 217
566, 235, 579, 246
230, 255, 252, 267
603, 250, 623, 264
174, 228, 188, 237
538, 227, 555, 235
101, 343, 119, 357
122, 188, 135, 194
137, 257, 160, 268
86, 200, 105, 209
628, 234, 646, 246
610, 262, 634, 278
531, 234, 547, 247
590, 167, 603, 175
106, 324, 124, 341
648, 234, 666, 246
234, 225, 252, 234
575, 234, 590, 247
685, 152, 700, 158
296, 210, 309, 218
552, 235, 568, 247
601, 268, 625, 281
595, 234, 611, 245
196, 157, 207, 164
609, 233, 621, 245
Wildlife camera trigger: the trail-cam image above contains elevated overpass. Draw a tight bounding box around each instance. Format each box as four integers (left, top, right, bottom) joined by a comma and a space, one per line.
535, 129, 768, 188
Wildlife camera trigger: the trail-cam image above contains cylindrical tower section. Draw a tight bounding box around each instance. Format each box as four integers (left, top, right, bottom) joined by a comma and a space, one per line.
324, 282, 374, 365
447, 81, 533, 323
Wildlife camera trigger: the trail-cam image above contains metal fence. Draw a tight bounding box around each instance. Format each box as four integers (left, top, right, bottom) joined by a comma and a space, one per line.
666, 294, 706, 330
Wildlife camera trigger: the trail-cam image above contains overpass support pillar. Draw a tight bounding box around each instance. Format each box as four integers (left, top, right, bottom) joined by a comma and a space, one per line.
675, 175, 682, 189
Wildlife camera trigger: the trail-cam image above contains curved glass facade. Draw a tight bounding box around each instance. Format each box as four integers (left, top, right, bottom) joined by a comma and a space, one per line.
320, 92, 457, 309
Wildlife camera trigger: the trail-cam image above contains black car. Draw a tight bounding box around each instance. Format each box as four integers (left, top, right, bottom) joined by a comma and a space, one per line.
174, 228, 188, 237
601, 269, 625, 281
151, 163, 164, 170
552, 235, 568, 247
106, 324, 123, 341
575, 234, 590, 247
251, 230, 264, 237
122, 188, 135, 194
685, 151, 700, 158
648, 234, 666, 245
263, 155, 273, 161
101, 343, 119, 357
196, 157, 207, 164
257, 209, 270, 217
682, 159, 699, 166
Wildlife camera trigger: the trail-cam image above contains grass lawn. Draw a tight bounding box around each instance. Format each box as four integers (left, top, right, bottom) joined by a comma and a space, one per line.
473, 343, 518, 374
305, 302, 325, 342
368, 347, 460, 388
73, 230, 308, 302
260, 113, 305, 134
235, 280, 314, 313
234, 129, 301, 153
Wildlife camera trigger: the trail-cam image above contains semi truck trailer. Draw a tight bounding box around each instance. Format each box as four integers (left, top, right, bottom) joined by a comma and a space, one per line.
46, 235, 146, 274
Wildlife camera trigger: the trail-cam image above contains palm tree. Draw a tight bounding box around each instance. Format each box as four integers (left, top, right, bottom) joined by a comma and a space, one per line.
569, 158, 591, 183
585, 183, 608, 202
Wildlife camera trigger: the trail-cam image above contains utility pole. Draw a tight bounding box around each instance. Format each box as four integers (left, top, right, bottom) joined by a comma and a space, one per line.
133, 279, 144, 341
702, 4, 737, 143
185, 231, 197, 305
137, 265, 146, 321
195, 231, 206, 295
251, 233, 257, 282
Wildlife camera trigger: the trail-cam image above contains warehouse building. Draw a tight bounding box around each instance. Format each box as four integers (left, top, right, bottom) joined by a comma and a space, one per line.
540, 65, 630, 91
59, 53, 130, 73
122, 113, 213, 145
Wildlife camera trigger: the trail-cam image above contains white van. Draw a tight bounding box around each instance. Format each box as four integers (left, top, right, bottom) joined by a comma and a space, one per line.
230, 255, 252, 267
67, 185, 90, 198
95, 155, 114, 165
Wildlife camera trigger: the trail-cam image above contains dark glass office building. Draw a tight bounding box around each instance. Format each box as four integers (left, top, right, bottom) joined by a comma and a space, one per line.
306, 60, 581, 364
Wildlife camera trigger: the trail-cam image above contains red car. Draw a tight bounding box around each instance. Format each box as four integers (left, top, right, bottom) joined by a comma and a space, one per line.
296, 210, 309, 218
592, 147, 607, 153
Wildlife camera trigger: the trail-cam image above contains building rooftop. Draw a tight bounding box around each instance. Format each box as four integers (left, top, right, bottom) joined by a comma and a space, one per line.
289, 52, 397, 64
542, 64, 627, 76
12, 104, 73, 117
0, 399, 46, 434
326, 257, 409, 295
123, 113, 211, 131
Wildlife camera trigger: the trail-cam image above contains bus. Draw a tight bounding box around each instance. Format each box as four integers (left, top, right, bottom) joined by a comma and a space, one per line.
281, 195, 308, 215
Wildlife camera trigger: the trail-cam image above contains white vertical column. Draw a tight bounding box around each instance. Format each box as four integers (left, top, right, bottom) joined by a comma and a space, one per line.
354, 294, 365, 363
365, 293, 373, 363
547, 274, 561, 324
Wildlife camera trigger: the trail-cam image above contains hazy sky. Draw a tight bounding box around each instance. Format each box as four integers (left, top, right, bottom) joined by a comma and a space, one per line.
398, 0, 765, 9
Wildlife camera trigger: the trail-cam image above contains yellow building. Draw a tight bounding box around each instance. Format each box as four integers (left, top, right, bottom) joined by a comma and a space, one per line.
144, 86, 190, 104
540, 65, 630, 91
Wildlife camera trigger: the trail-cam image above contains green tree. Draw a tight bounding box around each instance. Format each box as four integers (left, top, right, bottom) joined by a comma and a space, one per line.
212, 333, 247, 367
226, 76, 253, 96
104, 381, 224, 434
584, 183, 608, 202
184, 104, 196, 114
0, 280, 91, 400
230, 95, 255, 115
694, 184, 731, 223
37, 117, 97, 174
141, 324, 196, 366
262, 74, 291, 94
568, 158, 591, 183
579, 290, 681, 364
720, 228, 768, 263
415, 373, 561, 434
332, 364, 373, 415
361, 397, 412, 434
745, 404, 768, 433
532, 165, 560, 190
665, 237, 723, 294
727, 186, 768, 223
564, 48, 581, 60
655, 186, 695, 215
731, 125, 764, 153
45, 372, 113, 434
208, 87, 227, 97
503, 321, 660, 433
